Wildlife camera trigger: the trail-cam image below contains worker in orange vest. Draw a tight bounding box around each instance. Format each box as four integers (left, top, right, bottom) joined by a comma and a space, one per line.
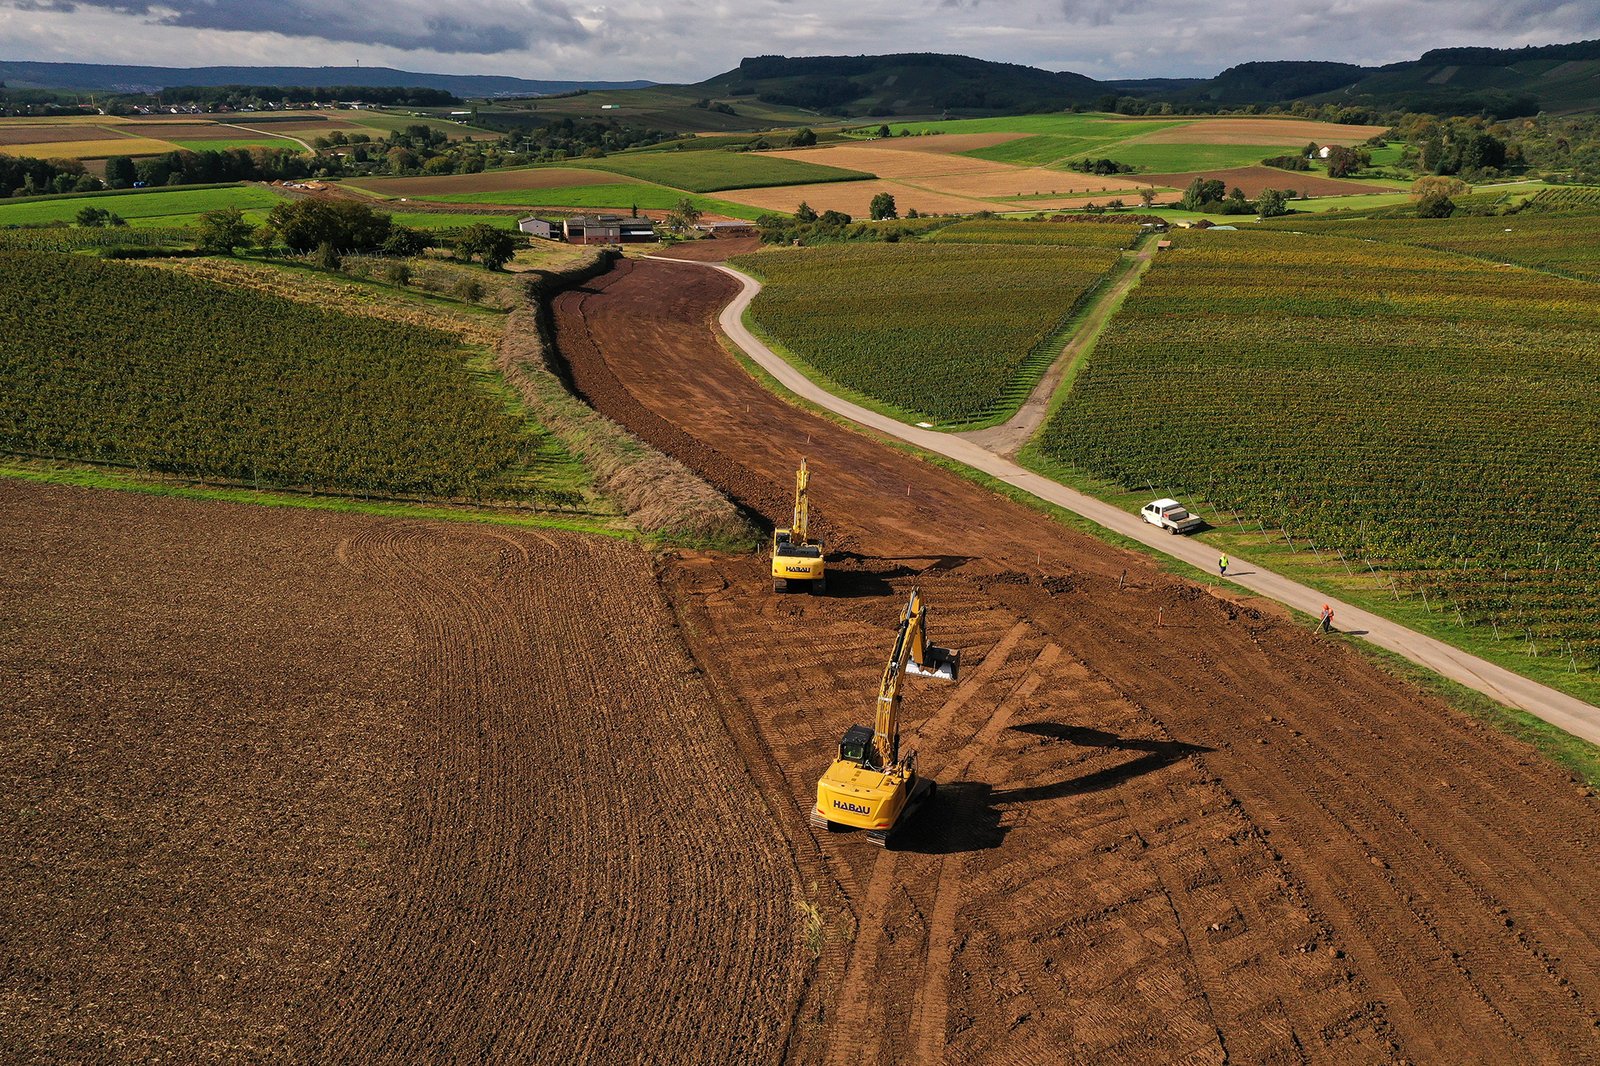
1320, 604, 1335, 633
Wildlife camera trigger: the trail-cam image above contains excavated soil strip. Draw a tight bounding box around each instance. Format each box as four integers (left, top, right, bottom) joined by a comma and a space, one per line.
549, 257, 1600, 1064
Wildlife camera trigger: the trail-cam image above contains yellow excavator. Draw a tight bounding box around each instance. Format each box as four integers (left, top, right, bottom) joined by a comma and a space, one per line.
811, 589, 960, 846
772, 458, 826, 593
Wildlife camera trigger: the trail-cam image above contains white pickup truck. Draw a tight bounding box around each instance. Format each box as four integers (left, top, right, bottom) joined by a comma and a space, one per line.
1141, 498, 1204, 535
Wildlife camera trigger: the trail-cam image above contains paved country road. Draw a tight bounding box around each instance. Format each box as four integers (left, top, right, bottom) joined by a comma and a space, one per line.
665, 255, 1600, 746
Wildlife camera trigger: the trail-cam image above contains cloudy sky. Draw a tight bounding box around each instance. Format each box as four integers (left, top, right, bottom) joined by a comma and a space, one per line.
2, 0, 1596, 83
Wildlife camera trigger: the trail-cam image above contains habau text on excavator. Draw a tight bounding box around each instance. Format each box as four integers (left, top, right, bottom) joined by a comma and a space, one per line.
811, 589, 961, 847
772, 458, 826, 593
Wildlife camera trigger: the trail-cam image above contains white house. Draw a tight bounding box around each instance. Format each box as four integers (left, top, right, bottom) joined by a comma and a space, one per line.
518, 217, 555, 239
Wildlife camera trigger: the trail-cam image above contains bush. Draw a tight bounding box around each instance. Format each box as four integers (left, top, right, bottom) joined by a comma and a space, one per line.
1416, 193, 1456, 218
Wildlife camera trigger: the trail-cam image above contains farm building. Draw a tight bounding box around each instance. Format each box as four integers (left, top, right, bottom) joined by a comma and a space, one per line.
562, 215, 657, 244
702, 220, 758, 239
518, 217, 556, 239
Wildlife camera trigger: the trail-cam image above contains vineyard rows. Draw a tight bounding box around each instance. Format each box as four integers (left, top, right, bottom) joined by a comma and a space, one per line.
1266, 208, 1600, 282
1522, 186, 1600, 212
927, 218, 1145, 249
0, 226, 192, 252
736, 241, 1121, 425
1038, 230, 1600, 665
0, 251, 541, 497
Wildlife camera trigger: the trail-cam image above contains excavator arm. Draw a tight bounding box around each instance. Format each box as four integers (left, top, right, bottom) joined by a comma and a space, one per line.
872, 590, 960, 770
792, 458, 809, 546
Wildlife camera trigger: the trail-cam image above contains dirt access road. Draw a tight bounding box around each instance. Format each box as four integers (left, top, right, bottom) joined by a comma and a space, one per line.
1, 481, 803, 1063
551, 256, 1600, 1064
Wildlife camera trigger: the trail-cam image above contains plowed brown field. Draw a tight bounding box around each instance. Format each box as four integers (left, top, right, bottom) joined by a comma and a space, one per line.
1, 481, 803, 1063
550, 258, 1600, 1064
1140, 165, 1383, 198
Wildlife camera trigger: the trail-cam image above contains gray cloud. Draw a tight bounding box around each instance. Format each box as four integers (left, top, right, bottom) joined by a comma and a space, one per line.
15, 0, 590, 52
1, 0, 1598, 82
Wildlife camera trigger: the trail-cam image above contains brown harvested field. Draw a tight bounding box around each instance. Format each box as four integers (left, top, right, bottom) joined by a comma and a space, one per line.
735, 144, 1152, 214
718, 177, 998, 218
0, 479, 804, 1062
1130, 117, 1387, 146
856, 132, 1028, 154
11, 137, 179, 160
1142, 164, 1390, 197
351, 167, 635, 198
0, 125, 130, 146
550, 256, 1600, 1064
118, 122, 273, 140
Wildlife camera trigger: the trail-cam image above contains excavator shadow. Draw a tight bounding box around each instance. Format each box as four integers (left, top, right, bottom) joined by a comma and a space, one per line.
893, 725, 1212, 855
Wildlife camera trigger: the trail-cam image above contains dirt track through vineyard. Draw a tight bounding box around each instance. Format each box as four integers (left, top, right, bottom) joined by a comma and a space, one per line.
1, 482, 803, 1063
551, 256, 1600, 1063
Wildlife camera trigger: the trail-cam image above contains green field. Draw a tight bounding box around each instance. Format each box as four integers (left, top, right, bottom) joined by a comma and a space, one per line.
736, 241, 1121, 426
570, 151, 872, 193
380, 211, 526, 231
1035, 229, 1600, 666
0, 185, 284, 227
169, 137, 302, 152
415, 183, 766, 219
882, 112, 1378, 176
0, 250, 566, 499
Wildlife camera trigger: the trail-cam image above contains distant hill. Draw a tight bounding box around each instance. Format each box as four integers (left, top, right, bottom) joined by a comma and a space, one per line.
669, 43, 1598, 120
0, 61, 652, 97
696, 53, 1103, 116
1170, 40, 1600, 116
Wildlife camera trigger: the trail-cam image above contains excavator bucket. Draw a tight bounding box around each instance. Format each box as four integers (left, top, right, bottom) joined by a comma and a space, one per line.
906, 645, 960, 682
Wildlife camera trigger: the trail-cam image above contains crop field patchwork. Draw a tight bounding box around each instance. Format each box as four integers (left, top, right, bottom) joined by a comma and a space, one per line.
1038, 230, 1600, 665
0, 251, 573, 500
884, 113, 1384, 171
571, 149, 873, 192
350, 167, 633, 197
736, 242, 1121, 425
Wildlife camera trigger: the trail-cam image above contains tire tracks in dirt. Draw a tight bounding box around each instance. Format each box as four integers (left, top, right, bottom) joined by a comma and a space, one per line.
551, 256, 1600, 1063
321, 522, 806, 1064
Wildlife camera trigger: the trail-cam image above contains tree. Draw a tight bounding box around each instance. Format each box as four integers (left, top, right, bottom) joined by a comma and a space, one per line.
790, 127, 817, 148
381, 226, 432, 257
876, 124, 891, 139
1220, 187, 1251, 215
905, 207, 919, 219
455, 224, 518, 270
818, 210, 852, 227
1410, 175, 1469, 200
196, 205, 254, 255
265, 200, 394, 254
1178, 177, 1224, 211
1139, 187, 1157, 208
663, 197, 704, 235
869, 191, 897, 220
794, 201, 817, 223
76, 206, 110, 227
103, 155, 136, 189
1256, 188, 1289, 218
1323, 144, 1366, 178
1416, 192, 1455, 218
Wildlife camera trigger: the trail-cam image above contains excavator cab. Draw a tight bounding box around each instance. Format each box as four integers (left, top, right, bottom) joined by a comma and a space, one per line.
837, 724, 877, 768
